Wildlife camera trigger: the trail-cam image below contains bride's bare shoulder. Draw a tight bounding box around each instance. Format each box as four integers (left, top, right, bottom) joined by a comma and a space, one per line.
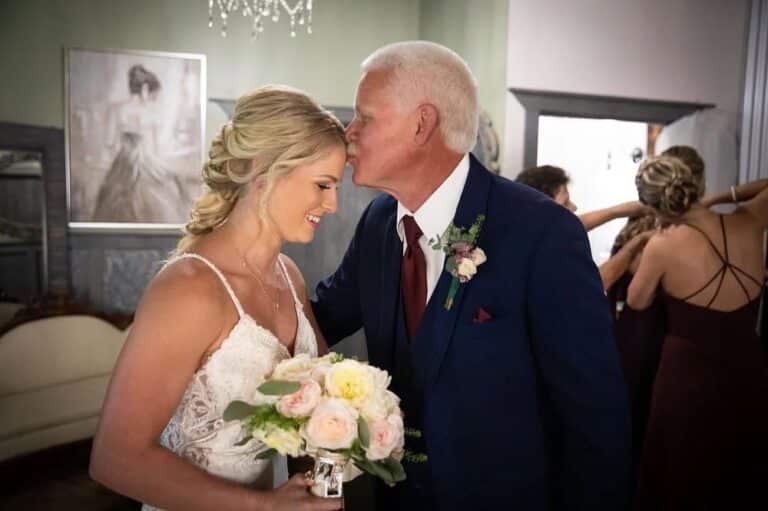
139, 257, 230, 318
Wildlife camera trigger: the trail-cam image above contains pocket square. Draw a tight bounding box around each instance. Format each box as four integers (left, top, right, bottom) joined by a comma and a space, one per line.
473, 307, 493, 324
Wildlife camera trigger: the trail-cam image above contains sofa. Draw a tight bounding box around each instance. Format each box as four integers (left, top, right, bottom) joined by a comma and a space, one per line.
0, 314, 130, 462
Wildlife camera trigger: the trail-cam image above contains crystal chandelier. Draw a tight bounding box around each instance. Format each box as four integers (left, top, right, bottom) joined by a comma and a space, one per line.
208, 0, 313, 39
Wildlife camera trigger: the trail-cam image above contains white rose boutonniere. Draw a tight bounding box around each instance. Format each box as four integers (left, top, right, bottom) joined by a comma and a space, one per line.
430, 214, 486, 309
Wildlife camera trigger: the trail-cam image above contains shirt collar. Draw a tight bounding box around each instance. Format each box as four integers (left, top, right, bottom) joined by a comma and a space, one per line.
396, 153, 470, 243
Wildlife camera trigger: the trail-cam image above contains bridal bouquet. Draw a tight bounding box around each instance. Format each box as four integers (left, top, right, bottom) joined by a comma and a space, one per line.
223, 353, 406, 493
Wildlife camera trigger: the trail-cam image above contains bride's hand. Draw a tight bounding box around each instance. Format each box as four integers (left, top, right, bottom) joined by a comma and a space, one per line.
264, 474, 342, 511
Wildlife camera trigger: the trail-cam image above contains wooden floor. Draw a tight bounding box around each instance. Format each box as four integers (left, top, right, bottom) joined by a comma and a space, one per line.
0, 440, 140, 510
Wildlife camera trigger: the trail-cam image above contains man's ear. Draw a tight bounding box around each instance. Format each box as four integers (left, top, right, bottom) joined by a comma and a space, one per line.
414, 103, 439, 145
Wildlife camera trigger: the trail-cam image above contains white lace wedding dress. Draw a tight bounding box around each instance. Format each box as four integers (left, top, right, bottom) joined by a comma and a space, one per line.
142, 253, 318, 511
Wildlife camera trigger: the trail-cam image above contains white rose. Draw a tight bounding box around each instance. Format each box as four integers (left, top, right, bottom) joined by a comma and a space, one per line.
276, 379, 322, 418
303, 398, 359, 450
361, 390, 401, 422
469, 247, 487, 266
310, 361, 333, 385
271, 353, 316, 382
456, 258, 477, 279
259, 426, 303, 457
365, 414, 404, 461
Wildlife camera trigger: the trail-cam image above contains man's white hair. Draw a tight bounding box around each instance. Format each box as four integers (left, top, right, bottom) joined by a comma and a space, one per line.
362, 41, 479, 154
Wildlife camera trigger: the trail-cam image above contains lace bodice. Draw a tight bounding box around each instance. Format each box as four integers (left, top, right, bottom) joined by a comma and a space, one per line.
142, 253, 318, 511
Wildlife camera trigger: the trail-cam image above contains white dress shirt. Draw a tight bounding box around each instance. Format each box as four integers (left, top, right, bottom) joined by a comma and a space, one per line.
396, 153, 470, 304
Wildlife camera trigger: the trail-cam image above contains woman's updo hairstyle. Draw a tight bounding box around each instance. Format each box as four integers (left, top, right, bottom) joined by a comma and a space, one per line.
636, 155, 701, 218
175, 85, 346, 254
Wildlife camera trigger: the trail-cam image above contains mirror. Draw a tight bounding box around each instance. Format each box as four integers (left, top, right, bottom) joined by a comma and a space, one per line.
0, 123, 70, 305
0, 150, 44, 304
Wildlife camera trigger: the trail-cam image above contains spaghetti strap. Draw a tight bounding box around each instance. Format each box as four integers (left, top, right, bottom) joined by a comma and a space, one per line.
718, 215, 729, 261
277, 255, 303, 308
162, 253, 245, 318
681, 221, 727, 264
679, 216, 763, 304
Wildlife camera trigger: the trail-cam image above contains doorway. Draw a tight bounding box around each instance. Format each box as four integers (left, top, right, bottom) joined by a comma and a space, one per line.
537, 115, 649, 264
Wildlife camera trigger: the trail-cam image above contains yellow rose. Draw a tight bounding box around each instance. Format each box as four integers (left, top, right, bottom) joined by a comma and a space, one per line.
324, 360, 377, 408
259, 426, 303, 457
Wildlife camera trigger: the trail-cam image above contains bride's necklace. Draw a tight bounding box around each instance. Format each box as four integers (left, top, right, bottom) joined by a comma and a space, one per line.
233, 242, 282, 312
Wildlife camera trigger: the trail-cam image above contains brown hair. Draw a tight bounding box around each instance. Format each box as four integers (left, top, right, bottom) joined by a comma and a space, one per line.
515, 165, 570, 198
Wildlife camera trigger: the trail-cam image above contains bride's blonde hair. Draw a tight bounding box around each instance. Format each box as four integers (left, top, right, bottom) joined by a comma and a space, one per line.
175, 85, 345, 254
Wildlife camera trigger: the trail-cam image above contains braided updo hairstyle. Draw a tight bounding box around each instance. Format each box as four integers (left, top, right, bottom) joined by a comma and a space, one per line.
174, 85, 346, 254
636, 156, 701, 218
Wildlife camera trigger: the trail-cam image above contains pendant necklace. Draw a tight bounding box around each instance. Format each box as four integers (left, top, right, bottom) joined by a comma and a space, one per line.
233, 242, 281, 311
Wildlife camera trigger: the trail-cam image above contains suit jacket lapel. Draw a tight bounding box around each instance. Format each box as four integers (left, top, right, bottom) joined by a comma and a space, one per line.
373, 211, 402, 372
412, 155, 493, 391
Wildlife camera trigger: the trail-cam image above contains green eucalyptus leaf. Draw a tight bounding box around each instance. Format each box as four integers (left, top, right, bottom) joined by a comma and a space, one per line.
255, 448, 277, 459
257, 380, 301, 396
358, 417, 370, 448
403, 427, 422, 438
354, 458, 394, 485
382, 457, 406, 482
223, 400, 257, 421
234, 435, 253, 446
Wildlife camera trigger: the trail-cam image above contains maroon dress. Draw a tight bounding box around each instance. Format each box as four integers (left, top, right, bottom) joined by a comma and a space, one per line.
608, 272, 666, 471
634, 217, 768, 510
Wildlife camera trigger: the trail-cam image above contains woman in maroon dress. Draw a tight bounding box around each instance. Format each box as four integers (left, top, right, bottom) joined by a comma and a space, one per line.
628, 156, 768, 510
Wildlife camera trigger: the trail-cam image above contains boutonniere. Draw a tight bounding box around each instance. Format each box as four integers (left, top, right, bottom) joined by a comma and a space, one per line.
430, 214, 486, 310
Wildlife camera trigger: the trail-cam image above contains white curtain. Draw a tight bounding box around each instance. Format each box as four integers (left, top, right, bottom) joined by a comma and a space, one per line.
655, 108, 739, 196
740, 0, 768, 182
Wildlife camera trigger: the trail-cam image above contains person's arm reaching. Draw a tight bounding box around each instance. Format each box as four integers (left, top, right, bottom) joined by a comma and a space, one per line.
599, 230, 654, 291
579, 201, 649, 231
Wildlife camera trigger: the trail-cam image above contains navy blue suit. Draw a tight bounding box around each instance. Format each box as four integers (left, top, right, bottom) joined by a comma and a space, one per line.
312, 156, 631, 510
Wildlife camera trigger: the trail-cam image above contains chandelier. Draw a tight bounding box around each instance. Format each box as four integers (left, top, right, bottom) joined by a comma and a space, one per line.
208, 0, 313, 39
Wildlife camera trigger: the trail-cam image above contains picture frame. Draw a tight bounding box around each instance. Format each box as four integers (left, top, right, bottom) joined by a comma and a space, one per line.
65, 47, 206, 232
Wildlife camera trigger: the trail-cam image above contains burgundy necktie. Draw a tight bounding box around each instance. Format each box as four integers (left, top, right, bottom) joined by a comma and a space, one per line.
401, 215, 427, 340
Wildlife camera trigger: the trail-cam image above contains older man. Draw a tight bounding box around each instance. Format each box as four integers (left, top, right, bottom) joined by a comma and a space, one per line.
312, 41, 630, 511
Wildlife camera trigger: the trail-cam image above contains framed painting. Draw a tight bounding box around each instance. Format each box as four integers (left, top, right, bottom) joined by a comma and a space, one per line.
65, 47, 206, 231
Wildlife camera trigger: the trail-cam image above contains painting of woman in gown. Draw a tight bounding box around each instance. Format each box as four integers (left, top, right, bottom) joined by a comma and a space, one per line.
67, 48, 204, 226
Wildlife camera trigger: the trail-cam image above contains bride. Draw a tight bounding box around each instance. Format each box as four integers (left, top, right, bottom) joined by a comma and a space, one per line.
90, 85, 346, 511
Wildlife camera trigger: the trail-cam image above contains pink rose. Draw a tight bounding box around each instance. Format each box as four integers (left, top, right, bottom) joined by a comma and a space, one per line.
303, 398, 358, 450
276, 379, 322, 418
365, 414, 404, 461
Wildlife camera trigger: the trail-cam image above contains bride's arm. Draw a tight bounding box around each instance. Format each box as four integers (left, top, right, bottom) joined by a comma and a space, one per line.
279, 255, 330, 355
90, 267, 267, 510
90, 264, 339, 511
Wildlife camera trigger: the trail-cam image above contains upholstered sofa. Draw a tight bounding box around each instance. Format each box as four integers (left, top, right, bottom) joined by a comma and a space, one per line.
0, 314, 130, 462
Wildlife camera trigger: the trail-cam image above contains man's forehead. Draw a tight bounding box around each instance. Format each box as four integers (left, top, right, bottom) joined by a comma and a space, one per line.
355, 71, 392, 107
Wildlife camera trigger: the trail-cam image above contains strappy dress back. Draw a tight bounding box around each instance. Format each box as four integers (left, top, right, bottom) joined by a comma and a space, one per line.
141, 253, 318, 511
635, 215, 768, 510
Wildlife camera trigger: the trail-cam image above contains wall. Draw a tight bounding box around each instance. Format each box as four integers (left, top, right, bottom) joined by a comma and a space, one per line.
419, 0, 509, 160
0, 0, 419, 130
504, 0, 750, 175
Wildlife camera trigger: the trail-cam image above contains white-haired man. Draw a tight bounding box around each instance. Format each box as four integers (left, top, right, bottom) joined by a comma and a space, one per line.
313, 41, 631, 511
